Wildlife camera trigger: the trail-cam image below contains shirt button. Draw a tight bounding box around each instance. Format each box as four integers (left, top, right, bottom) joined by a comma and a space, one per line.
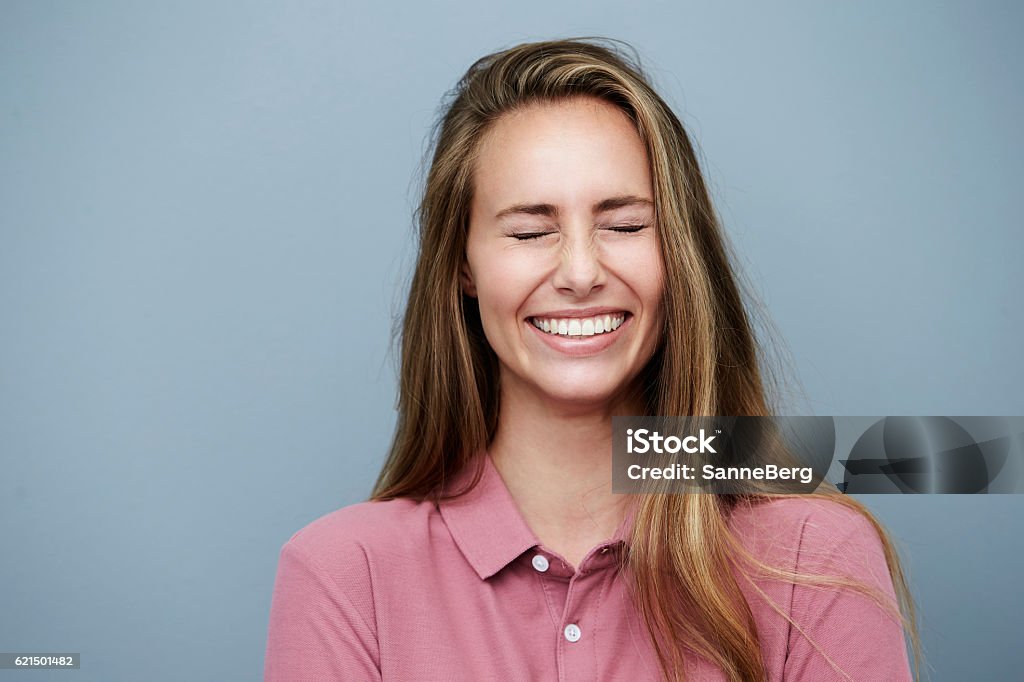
531, 554, 550, 572
563, 623, 582, 642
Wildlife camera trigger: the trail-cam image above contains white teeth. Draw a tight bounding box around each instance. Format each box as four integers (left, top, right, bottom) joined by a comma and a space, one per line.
530, 313, 627, 338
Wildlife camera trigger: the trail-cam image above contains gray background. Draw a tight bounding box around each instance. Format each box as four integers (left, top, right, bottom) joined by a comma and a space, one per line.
1, 1, 1021, 680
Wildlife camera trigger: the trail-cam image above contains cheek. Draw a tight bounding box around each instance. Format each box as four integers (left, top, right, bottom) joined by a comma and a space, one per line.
640, 240, 666, 298
609, 240, 665, 302
644, 267, 666, 308
474, 254, 542, 315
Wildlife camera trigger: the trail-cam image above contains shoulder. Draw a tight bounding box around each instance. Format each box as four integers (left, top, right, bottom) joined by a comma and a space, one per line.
728, 496, 889, 577
728, 498, 911, 679
281, 497, 436, 570
275, 497, 442, 596
729, 499, 910, 679
730, 495, 877, 529
269, 497, 441, 639
266, 500, 432, 679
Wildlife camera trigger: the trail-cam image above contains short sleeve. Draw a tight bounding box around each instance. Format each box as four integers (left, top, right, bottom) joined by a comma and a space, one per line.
783, 503, 913, 681
263, 539, 381, 681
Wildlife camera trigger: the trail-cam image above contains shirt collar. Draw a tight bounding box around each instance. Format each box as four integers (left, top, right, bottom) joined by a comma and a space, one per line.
438, 452, 538, 580
438, 451, 635, 580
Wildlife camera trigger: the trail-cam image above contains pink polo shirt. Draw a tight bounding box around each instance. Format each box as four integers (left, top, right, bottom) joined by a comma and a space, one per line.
264, 453, 912, 680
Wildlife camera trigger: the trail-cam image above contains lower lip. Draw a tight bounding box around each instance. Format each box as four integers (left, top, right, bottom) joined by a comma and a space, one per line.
526, 315, 632, 357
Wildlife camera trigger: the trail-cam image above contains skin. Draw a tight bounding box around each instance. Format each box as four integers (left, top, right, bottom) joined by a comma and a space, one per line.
461, 96, 665, 569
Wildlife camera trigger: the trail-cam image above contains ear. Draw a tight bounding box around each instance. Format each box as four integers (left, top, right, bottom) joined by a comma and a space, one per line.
460, 260, 477, 297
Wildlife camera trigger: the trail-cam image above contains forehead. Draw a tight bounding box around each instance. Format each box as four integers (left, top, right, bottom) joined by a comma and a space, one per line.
471, 97, 653, 216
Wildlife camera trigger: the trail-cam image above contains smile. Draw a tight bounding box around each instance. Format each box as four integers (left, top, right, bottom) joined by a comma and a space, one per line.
528, 313, 627, 338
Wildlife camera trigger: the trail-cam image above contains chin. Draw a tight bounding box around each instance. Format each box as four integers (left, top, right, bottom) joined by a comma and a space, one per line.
535, 381, 624, 410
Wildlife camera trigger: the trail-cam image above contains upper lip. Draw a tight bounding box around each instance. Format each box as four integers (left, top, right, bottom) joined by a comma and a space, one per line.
527, 307, 630, 319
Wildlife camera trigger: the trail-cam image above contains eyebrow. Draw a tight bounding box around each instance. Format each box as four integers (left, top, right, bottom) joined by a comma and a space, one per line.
494, 195, 654, 220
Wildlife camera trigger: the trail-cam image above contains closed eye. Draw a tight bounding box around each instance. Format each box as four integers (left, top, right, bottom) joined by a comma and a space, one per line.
511, 225, 648, 241
510, 231, 556, 241
605, 224, 648, 234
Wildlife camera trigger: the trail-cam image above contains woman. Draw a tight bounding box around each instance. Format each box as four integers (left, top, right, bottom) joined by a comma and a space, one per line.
265, 37, 919, 681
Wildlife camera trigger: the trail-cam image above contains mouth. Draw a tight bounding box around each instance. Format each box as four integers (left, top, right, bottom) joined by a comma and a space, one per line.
527, 312, 630, 338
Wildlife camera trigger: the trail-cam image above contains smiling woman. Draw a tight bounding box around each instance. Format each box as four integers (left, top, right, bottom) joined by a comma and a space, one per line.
461, 96, 665, 414
264, 37, 920, 681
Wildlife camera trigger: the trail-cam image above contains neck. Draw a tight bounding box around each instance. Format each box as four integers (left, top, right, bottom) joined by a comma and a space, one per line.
488, 379, 638, 566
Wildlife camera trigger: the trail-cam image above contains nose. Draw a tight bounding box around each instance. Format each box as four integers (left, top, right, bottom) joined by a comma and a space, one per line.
551, 227, 606, 297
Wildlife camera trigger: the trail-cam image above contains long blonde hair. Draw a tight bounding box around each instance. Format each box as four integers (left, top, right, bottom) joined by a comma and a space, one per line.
372, 37, 919, 681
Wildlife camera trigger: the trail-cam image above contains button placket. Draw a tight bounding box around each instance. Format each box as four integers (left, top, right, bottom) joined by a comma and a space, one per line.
555, 570, 601, 681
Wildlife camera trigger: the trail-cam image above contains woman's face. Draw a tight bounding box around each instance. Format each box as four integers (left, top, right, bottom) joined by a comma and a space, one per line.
463, 96, 665, 412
